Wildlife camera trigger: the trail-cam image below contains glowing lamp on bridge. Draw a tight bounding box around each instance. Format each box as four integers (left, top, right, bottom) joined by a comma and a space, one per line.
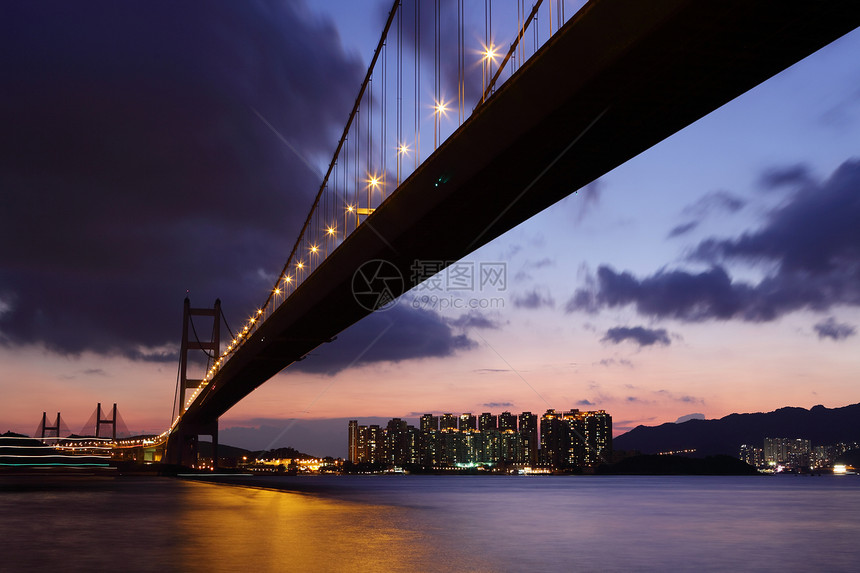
347, 205, 355, 213
398, 143, 410, 156
273, 287, 281, 295
434, 100, 449, 116
296, 261, 304, 270
482, 44, 498, 62
284, 275, 293, 283
310, 244, 319, 254
326, 226, 336, 236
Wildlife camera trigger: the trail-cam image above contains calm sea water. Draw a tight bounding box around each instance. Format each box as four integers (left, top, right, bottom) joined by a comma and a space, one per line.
1, 473, 858, 572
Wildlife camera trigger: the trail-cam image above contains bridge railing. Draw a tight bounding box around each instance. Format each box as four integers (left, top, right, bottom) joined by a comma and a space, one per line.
178, 0, 587, 415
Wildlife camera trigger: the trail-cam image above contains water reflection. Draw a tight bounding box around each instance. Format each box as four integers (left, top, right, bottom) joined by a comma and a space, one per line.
174, 481, 448, 572
2, 474, 859, 572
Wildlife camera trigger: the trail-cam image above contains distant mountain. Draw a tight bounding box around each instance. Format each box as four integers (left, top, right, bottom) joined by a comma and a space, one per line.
614, 403, 860, 457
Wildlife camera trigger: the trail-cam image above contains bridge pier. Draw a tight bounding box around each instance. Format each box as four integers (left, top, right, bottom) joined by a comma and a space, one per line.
165, 298, 221, 469
39, 412, 61, 441
166, 418, 218, 469
95, 402, 117, 440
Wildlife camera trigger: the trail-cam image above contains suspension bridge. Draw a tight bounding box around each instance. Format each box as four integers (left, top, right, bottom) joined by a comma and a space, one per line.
30, 0, 860, 467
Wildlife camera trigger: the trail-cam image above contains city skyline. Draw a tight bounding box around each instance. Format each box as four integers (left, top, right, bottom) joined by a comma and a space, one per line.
2, 1, 859, 455
347, 407, 612, 471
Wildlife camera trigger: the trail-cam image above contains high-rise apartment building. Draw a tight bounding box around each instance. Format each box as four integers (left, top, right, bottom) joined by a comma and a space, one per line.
519, 412, 538, 466
540, 409, 612, 469
459, 413, 477, 432
440, 413, 458, 432
479, 412, 498, 432
764, 437, 812, 469
540, 409, 562, 467
580, 410, 612, 466
348, 420, 358, 463
420, 414, 439, 432
498, 411, 518, 432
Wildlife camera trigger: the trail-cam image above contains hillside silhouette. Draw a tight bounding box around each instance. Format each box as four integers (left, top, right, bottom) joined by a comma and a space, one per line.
614, 403, 860, 457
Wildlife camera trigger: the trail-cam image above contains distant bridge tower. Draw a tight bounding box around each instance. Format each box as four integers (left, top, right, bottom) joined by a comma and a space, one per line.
95, 403, 117, 440
39, 412, 61, 441
166, 298, 221, 467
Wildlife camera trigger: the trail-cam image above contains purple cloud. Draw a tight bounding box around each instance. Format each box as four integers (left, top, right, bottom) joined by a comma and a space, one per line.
569, 159, 860, 324
814, 317, 856, 341
602, 327, 670, 347
513, 288, 555, 309
0, 1, 363, 358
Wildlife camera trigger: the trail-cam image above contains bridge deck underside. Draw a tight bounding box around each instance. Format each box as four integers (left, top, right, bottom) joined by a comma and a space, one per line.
181, 0, 860, 427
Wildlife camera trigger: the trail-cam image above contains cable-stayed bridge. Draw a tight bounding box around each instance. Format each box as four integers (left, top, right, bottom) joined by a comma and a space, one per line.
138, 0, 860, 466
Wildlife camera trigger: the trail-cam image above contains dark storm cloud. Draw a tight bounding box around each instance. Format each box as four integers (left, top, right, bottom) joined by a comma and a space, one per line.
813, 317, 856, 341
601, 327, 670, 347
290, 305, 477, 375
0, 1, 364, 358
569, 159, 860, 324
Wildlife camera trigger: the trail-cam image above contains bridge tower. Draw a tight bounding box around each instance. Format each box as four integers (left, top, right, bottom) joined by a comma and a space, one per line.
166, 297, 221, 468
39, 412, 61, 441
95, 403, 117, 440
